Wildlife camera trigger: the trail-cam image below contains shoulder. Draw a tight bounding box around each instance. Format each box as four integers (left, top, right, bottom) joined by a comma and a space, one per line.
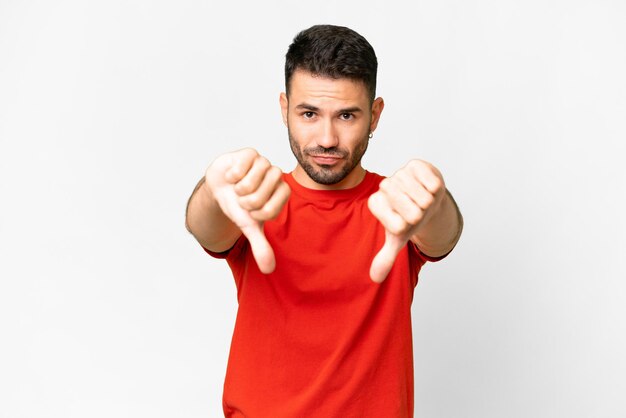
362, 171, 384, 195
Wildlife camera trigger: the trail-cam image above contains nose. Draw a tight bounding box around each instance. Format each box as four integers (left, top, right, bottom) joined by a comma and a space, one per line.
316, 119, 339, 149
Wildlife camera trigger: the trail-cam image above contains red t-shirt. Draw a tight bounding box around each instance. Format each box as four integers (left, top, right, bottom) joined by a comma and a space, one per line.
207, 171, 437, 418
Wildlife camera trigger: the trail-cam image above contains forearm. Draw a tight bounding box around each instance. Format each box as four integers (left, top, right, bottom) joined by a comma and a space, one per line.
185, 177, 241, 252
411, 189, 463, 258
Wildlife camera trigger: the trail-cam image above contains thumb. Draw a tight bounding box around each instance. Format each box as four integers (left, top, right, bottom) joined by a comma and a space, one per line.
369, 232, 406, 283
240, 222, 276, 274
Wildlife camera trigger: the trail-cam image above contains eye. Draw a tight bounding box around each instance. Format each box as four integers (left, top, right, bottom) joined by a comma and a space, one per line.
303, 111, 315, 119
340, 113, 354, 121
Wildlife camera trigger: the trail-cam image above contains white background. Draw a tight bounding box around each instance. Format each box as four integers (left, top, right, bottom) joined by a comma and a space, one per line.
1, 1, 625, 417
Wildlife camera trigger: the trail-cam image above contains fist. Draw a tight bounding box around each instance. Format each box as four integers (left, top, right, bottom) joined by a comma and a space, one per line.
368, 159, 446, 282
206, 148, 290, 273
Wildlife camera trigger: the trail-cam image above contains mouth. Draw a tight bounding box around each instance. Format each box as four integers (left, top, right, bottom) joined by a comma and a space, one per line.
310, 154, 343, 166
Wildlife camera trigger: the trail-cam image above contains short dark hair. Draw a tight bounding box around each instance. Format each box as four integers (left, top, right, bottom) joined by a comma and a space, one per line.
284, 24, 378, 102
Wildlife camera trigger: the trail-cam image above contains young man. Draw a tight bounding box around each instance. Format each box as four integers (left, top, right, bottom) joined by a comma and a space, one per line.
186, 25, 463, 418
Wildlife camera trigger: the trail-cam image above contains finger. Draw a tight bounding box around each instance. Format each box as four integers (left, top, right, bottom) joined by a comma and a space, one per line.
224, 148, 259, 184
234, 156, 272, 196
238, 165, 283, 211
368, 191, 408, 236
408, 182, 436, 212
409, 160, 444, 195
240, 222, 276, 274
249, 180, 291, 222
379, 177, 427, 226
370, 232, 406, 283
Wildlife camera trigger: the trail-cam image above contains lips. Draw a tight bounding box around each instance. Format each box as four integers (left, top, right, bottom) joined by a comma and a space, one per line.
311, 155, 342, 165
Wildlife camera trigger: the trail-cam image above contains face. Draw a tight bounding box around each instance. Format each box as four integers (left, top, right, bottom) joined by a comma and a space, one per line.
280, 70, 384, 190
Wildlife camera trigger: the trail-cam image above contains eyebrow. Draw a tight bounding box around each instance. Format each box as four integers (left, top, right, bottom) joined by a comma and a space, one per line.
294, 103, 364, 114
295, 103, 320, 112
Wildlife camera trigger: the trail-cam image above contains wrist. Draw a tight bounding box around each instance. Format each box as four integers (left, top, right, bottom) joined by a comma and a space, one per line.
410, 190, 463, 257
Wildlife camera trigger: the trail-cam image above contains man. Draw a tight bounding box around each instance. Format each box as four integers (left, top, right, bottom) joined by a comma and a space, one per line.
186, 25, 463, 418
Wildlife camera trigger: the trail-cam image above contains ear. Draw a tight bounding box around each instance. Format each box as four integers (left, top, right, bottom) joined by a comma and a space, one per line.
369, 97, 385, 133
279, 92, 289, 126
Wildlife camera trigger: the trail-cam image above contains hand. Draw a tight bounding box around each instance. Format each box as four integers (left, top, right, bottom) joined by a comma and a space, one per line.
205, 148, 290, 274
367, 160, 446, 283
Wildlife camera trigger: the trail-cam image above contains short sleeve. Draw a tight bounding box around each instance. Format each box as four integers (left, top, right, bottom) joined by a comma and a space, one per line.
414, 243, 451, 263
201, 236, 250, 293
202, 235, 247, 261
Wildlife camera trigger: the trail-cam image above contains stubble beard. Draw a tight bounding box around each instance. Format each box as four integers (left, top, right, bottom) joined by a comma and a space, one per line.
288, 128, 370, 185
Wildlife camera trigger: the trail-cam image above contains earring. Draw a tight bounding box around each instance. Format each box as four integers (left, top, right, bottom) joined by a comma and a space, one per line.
368, 132, 373, 139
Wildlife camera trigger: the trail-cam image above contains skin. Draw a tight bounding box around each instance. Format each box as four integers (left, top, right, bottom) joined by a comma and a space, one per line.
279, 71, 384, 190
185, 69, 463, 282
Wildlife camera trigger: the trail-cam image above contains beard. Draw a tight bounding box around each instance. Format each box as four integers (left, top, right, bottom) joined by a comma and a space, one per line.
288, 128, 370, 185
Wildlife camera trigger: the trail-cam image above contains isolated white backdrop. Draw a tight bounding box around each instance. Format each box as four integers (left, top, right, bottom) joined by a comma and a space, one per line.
1, 1, 625, 417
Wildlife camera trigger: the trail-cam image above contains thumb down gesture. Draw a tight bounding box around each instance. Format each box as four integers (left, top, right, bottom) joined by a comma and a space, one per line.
368, 160, 447, 283
206, 148, 290, 274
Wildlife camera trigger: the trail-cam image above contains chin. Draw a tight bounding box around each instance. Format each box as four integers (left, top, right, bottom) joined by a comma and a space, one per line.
307, 165, 351, 185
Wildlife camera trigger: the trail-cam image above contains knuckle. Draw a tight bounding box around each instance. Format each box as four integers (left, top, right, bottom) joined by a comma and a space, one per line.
430, 176, 444, 192
241, 147, 259, 159
277, 184, 291, 203
419, 193, 434, 209
389, 222, 405, 236
255, 155, 271, 170
227, 162, 243, 179
234, 148, 258, 171
249, 208, 267, 221
406, 208, 423, 225
386, 216, 406, 235
244, 194, 264, 210
267, 165, 283, 181
407, 159, 424, 171
237, 196, 252, 210
236, 178, 254, 194
379, 178, 393, 192
253, 205, 274, 221
367, 192, 384, 215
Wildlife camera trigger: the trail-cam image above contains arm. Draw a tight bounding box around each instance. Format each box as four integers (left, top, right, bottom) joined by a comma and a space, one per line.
185, 176, 241, 253
368, 159, 463, 282
185, 148, 291, 272
411, 188, 463, 258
